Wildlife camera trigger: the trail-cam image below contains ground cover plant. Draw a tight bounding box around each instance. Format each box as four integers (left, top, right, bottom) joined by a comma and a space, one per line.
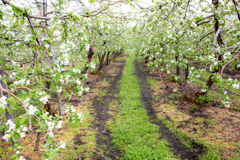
0, 0, 240, 159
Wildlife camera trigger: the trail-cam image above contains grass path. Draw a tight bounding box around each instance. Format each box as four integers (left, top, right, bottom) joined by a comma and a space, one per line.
109, 51, 177, 159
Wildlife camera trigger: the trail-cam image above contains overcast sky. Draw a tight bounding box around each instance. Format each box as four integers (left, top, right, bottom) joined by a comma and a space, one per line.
80, 0, 155, 13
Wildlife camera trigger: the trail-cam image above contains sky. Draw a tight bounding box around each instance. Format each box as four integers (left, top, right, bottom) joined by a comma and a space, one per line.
80, 0, 155, 13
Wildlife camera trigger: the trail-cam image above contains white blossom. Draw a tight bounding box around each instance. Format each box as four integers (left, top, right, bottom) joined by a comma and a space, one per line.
22, 127, 28, 132
20, 132, 26, 138
232, 83, 239, 89
28, 105, 37, 115
39, 96, 50, 105
55, 121, 63, 129
77, 113, 83, 122
0, 96, 7, 110
3, 134, 9, 141
19, 156, 25, 160
59, 141, 66, 149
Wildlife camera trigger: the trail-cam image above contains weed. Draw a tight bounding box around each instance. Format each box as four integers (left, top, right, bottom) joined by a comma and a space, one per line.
230, 106, 240, 112
102, 145, 107, 149
102, 137, 107, 141
188, 105, 198, 112
169, 93, 182, 100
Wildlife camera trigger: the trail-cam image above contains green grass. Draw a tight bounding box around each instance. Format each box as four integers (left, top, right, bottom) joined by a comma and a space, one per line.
109, 51, 177, 160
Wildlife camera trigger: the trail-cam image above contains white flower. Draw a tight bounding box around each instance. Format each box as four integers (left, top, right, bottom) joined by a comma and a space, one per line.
55, 121, 63, 129
16, 151, 20, 154
224, 91, 227, 95
209, 66, 212, 72
85, 74, 88, 78
213, 61, 218, 66
24, 98, 30, 108
3, 134, 9, 141
20, 132, 26, 138
28, 105, 37, 115
232, 83, 239, 89
19, 156, 25, 160
6, 119, 16, 130
85, 87, 89, 92
48, 132, 54, 138
201, 89, 207, 93
57, 87, 62, 94
47, 122, 55, 131
167, 71, 170, 74
228, 78, 233, 81
196, 75, 200, 78
76, 79, 81, 85
45, 44, 50, 49
22, 127, 28, 132
90, 63, 95, 69
77, 113, 83, 121
25, 34, 31, 41
16, 130, 20, 133
173, 88, 177, 92
237, 64, 240, 68
0, 96, 7, 110
222, 101, 230, 108
39, 96, 49, 105
59, 141, 66, 149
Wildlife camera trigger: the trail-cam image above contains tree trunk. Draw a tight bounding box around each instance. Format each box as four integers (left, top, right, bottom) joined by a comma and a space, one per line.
185, 63, 189, 80
196, 0, 223, 96
0, 69, 15, 146
81, 43, 94, 74
57, 93, 63, 119
175, 56, 180, 76
97, 54, 106, 71
105, 51, 111, 66
34, 132, 41, 151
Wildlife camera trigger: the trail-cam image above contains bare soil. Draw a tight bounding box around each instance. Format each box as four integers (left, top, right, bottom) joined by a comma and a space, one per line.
89, 55, 127, 160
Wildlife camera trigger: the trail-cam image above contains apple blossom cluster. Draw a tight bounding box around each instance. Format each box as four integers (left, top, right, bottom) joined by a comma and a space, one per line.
39, 95, 50, 105
3, 120, 28, 142
65, 105, 84, 122
0, 96, 7, 110
13, 79, 30, 86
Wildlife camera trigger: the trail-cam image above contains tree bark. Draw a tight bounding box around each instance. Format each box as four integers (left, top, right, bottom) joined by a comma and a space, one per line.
97, 54, 106, 71
81, 43, 94, 74
0, 69, 15, 146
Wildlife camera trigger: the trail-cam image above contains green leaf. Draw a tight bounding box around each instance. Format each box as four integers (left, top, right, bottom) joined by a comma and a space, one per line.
19, 118, 27, 125
0, 125, 6, 131
20, 19, 24, 25
42, 123, 47, 130
52, 152, 59, 157
12, 134, 19, 142
0, 10, 3, 19
19, 146, 25, 149
10, 154, 17, 159
6, 147, 14, 151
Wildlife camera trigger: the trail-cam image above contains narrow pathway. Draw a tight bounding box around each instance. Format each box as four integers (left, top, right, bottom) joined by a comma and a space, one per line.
134, 55, 202, 160
91, 57, 126, 160
109, 51, 177, 159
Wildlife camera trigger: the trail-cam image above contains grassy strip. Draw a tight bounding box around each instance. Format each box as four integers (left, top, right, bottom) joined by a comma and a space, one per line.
146, 74, 240, 160
109, 50, 177, 160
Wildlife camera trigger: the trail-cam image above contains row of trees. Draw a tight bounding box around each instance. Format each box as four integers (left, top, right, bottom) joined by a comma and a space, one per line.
0, 0, 129, 159
134, 0, 240, 107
